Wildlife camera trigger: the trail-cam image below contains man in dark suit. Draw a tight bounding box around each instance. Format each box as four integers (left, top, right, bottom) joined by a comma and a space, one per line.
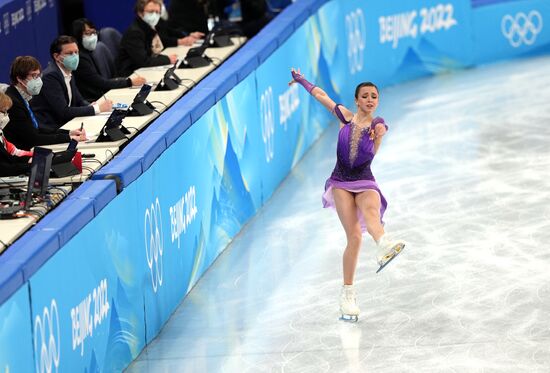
30, 35, 113, 133
117, 0, 177, 77
4, 56, 86, 151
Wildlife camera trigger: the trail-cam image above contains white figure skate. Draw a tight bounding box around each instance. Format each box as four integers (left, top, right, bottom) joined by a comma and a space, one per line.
339, 285, 360, 322
376, 235, 405, 273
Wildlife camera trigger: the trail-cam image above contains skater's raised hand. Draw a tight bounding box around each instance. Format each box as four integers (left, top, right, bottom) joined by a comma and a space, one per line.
289, 67, 316, 94
289, 67, 302, 86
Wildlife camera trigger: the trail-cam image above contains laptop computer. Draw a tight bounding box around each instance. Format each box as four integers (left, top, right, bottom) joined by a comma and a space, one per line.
50, 139, 80, 178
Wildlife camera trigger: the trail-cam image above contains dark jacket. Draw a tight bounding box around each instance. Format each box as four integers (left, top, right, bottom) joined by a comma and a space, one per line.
168, 0, 209, 34
4, 85, 70, 151
117, 17, 172, 77
157, 18, 185, 48
30, 63, 95, 133
74, 41, 132, 102
0, 143, 30, 177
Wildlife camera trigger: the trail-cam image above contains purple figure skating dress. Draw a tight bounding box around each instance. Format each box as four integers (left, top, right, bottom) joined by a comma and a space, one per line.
322, 105, 388, 232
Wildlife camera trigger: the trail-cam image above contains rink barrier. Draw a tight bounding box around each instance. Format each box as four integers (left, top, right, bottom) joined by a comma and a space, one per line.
1, 0, 549, 371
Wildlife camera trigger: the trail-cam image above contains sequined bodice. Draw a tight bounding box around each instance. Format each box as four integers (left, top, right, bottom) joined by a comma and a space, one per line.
330, 120, 378, 182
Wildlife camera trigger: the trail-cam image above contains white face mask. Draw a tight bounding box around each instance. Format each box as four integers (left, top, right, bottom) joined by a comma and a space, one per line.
143, 11, 161, 28
82, 34, 98, 51
0, 113, 9, 130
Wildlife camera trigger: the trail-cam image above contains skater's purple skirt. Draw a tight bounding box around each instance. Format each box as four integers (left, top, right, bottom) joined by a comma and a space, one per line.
323, 178, 387, 233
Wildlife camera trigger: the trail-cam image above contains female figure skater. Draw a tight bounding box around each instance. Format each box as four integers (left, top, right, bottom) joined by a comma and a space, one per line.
289, 69, 405, 321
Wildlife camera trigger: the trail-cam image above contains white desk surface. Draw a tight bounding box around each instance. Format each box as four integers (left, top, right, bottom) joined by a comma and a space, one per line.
0, 186, 71, 253
57, 111, 157, 149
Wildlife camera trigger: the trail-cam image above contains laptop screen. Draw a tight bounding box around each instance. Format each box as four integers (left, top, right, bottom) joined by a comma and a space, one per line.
25, 146, 53, 208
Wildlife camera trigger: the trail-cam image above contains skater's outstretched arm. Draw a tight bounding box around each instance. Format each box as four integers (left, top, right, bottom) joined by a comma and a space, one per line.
289, 68, 353, 127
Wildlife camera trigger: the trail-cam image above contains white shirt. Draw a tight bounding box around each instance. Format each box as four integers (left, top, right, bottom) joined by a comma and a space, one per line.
56, 62, 99, 114
56, 62, 73, 105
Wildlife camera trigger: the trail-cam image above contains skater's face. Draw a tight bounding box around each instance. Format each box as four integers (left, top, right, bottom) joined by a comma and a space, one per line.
355, 86, 379, 114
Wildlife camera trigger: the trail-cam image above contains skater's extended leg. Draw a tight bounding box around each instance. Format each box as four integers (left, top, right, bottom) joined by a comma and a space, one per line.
355, 190, 384, 242
356, 190, 405, 271
333, 188, 362, 285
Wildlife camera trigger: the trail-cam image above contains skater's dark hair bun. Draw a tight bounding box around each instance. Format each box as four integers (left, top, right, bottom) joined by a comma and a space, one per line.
355, 82, 379, 98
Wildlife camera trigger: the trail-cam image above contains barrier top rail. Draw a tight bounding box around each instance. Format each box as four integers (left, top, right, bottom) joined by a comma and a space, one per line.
0, 0, 329, 305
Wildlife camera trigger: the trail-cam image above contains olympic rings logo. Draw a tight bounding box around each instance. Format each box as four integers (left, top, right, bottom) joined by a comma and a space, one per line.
345, 8, 366, 75
34, 299, 61, 373
144, 198, 164, 293
260, 86, 275, 163
501, 10, 543, 48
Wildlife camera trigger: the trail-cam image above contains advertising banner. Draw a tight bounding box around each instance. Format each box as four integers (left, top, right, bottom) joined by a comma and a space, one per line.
28, 194, 147, 373
0, 284, 34, 373
255, 18, 330, 195
472, 0, 550, 63
318, 0, 474, 105
0, 0, 36, 82
32, 0, 59, 67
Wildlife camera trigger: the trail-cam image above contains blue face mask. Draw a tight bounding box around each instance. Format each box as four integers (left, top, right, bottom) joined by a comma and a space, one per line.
25, 77, 43, 96
82, 34, 98, 51
62, 53, 79, 71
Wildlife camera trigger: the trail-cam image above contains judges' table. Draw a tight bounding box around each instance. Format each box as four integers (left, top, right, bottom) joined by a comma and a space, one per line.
0, 186, 71, 254
0, 36, 247, 254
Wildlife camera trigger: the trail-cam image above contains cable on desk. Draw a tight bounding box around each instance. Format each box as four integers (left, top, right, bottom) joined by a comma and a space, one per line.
81, 165, 95, 173
82, 158, 102, 166
0, 177, 24, 188
47, 186, 68, 198
104, 149, 115, 159
210, 57, 222, 67
149, 101, 168, 108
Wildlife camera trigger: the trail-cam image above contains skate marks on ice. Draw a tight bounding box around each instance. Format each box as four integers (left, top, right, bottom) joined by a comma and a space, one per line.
125, 55, 550, 373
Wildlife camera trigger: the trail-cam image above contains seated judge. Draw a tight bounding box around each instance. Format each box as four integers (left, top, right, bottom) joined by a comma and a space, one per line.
117, 0, 178, 77
72, 18, 147, 102
156, 1, 204, 47
0, 91, 31, 176
30, 35, 112, 133
4, 56, 87, 151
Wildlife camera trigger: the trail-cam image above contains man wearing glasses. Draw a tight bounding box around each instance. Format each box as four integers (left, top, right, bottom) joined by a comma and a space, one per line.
3, 56, 87, 151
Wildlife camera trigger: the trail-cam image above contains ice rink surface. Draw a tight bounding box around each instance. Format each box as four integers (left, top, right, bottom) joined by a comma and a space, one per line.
126, 55, 550, 372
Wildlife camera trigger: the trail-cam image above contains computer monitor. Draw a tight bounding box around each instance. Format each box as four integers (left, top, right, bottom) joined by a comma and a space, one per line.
24, 146, 53, 209
96, 109, 129, 142
133, 84, 152, 105
178, 41, 211, 69
129, 84, 155, 115
155, 63, 181, 91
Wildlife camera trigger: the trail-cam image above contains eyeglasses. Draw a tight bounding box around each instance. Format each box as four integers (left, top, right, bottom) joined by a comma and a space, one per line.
26, 73, 42, 80
83, 30, 97, 36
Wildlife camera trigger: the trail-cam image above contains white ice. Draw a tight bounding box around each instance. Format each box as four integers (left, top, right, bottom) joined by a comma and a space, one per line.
126, 55, 550, 373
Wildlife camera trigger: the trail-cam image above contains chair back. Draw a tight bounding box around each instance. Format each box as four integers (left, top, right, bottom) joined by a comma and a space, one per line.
92, 41, 117, 78
98, 27, 123, 61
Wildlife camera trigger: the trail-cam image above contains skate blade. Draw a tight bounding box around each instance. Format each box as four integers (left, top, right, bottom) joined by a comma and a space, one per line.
339, 314, 359, 322
376, 243, 405, 273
